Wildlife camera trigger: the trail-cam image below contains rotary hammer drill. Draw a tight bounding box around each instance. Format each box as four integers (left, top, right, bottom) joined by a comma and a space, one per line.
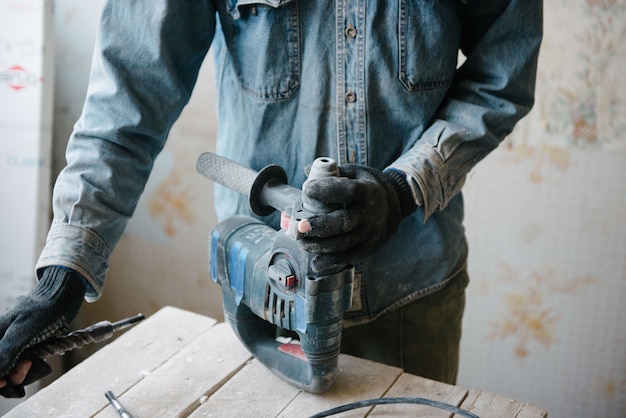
196, 152, 354, 393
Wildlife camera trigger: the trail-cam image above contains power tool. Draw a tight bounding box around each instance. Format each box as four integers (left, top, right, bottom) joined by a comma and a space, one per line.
196, 152, 354, 393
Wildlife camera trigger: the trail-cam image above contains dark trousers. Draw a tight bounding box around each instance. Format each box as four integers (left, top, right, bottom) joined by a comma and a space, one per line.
340, 268, 469, 384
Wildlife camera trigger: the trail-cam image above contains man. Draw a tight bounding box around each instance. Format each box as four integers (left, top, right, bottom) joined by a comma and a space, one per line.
1, 0, 542, 397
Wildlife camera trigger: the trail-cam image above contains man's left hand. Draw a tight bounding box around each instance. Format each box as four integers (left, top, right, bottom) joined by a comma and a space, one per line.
297, 164, 416, 271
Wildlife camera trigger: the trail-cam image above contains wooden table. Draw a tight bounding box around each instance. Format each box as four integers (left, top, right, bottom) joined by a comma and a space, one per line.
6, 306, 548, 417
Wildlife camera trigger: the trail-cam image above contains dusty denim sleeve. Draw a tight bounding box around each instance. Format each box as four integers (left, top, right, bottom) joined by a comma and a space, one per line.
36, 0, 216, 301
389, 0, 542, 220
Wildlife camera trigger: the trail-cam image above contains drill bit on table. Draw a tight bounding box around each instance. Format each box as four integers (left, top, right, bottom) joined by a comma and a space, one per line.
105, 390, 134, 418
27, 314, 145, 359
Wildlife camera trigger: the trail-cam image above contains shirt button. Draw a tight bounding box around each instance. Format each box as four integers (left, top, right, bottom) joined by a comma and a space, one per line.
345, 24, 357, 39
345, 90, 356, 103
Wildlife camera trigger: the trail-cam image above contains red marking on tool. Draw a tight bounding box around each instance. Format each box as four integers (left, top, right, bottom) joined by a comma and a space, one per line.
278, 343, 307, 361
280, 211, 291, 231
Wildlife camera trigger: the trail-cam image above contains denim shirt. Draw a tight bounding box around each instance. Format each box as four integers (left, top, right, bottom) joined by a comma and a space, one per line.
36, 0, 542, 325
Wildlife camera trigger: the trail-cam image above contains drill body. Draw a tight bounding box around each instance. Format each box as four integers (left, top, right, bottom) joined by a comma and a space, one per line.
198, 153, 354, 393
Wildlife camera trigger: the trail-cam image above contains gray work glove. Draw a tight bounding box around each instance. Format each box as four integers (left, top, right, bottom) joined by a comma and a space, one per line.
0, 266, 85, 398
298, 165, 417, 272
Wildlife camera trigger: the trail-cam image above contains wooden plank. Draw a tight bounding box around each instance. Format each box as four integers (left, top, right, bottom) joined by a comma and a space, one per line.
4, 306, 216, 418
459, 389, 526, 418
516, 403, 549, 418
95, 322, 253, 418
188, 358, 302, 418
368, 373, 468, 418
6, 305, 549, 418
278, 354, 403, 418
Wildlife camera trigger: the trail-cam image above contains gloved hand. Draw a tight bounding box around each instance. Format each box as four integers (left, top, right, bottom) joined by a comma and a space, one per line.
0, 266, 85, 398
297, 165, 417, 272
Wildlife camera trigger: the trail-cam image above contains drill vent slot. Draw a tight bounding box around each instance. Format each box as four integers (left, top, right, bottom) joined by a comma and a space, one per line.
264, 285, 292, 328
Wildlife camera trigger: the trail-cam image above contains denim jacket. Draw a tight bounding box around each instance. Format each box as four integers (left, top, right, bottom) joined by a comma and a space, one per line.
36, 0, 542, 325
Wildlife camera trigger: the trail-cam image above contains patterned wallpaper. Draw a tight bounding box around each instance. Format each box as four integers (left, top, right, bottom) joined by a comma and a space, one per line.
458, 1, 626, 417
543, 0, 626, 148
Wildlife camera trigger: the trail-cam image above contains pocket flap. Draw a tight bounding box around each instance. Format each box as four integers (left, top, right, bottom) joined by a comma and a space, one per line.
228, 0, 296, 19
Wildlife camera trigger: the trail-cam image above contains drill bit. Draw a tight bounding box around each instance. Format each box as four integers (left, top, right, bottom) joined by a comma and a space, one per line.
27, 314, 145, 359
105, 390, 134, 418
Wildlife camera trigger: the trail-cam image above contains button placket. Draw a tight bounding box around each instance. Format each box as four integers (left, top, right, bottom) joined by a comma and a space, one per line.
336, 0, 367, 165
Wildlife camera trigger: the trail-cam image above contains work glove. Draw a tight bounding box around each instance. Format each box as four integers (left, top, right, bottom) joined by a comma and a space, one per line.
298, 165, 417, 272
0, 266, 85, 398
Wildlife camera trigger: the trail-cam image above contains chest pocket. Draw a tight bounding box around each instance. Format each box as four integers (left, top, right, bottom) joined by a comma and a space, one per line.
399, 0, 463, 92
223, 0, 300, 100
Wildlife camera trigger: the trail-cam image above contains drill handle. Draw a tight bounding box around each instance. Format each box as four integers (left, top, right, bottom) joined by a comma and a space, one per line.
196, 152, 339, 217
196, 152, 302, 216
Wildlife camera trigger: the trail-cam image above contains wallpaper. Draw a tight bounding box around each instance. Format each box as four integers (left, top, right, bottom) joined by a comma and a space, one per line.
458, 1, 626, 417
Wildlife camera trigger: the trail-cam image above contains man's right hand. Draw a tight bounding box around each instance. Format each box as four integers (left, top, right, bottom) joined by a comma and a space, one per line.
0, 360, 34, 392
0, 266, 85, 398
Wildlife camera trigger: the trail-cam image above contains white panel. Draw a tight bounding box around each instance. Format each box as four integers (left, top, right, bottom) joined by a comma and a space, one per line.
0, 0, 53, 413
